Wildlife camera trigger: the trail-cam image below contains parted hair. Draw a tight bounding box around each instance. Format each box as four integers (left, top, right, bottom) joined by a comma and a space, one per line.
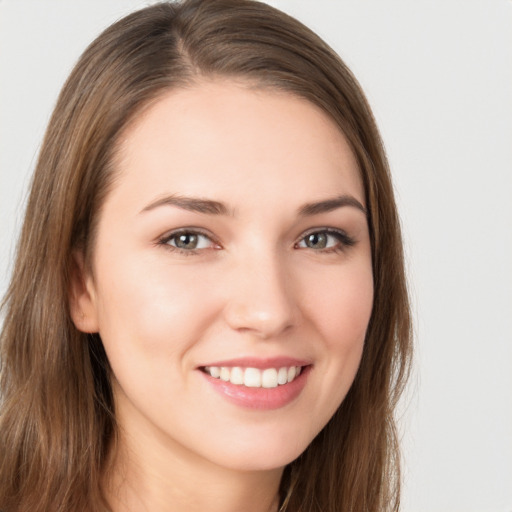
0, 1, 412, 511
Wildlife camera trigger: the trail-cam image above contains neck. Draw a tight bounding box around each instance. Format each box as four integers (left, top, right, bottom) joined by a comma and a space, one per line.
103, 424, 283, 512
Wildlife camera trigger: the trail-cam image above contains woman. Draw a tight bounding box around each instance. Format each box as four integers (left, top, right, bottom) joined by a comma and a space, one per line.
0, 1, 412, 511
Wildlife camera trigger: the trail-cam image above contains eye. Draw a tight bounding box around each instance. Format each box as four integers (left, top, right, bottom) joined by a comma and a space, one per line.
296, 229, 354, 252
159, 229, 218, 253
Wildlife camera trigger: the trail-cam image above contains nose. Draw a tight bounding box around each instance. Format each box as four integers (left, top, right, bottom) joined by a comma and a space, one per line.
222, 251, 298, 339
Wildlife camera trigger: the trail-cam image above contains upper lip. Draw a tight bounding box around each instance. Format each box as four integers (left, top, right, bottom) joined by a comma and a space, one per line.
198, 356, 312, 369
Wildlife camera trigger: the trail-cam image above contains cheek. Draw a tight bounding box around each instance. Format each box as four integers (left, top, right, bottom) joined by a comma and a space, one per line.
305, 261, 374, 346
299, 261, 373, 421
93, 253, 223, 364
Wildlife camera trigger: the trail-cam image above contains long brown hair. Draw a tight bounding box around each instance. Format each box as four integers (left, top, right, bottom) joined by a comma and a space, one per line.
0, 1, 412, 510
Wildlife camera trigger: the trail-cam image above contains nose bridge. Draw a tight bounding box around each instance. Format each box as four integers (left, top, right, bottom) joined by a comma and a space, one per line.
223, 244, 297, 338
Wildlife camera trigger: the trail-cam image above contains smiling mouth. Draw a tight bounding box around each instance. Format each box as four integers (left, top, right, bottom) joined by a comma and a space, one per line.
201, 365, 305, 389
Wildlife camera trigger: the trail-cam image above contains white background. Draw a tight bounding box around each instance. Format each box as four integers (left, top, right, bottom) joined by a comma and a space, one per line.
1, 1, 511, 511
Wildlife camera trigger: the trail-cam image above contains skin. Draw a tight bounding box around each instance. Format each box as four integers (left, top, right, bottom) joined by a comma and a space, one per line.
71, 80, 374, 512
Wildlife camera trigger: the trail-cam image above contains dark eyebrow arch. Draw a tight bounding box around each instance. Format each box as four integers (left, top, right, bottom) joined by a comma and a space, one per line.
140, 195, 234, 216
298, 195, 367, 217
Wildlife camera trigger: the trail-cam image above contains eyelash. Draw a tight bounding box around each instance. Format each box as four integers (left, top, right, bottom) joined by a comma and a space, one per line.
157, 227, 355, 256
295, 228, 355, 254
157, 229, 219, 257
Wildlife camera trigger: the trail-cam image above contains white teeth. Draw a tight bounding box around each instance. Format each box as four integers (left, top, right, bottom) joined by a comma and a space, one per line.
208, 366, 220, 378
277, 367, 288, 385
204, 365, 304, 388
244, 368, 261, 388
262, 368, 278, 388
230, 366, 244, 385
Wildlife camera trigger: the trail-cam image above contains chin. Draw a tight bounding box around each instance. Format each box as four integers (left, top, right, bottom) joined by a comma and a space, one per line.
200, 427, 314, 472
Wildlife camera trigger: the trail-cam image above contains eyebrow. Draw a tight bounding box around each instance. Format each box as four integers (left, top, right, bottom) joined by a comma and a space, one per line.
298, 195, 367, 217
140, 193, 367, 217
140, 195, 235, 216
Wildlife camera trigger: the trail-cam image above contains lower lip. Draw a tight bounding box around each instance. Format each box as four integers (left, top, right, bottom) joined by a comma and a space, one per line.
200, 366, 311, 410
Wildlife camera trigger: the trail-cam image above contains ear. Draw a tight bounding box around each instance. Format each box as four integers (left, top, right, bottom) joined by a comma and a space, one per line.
69, 250, 100, 333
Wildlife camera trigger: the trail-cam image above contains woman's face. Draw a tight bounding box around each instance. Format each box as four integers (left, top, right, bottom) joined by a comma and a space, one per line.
73, 81, 373, 472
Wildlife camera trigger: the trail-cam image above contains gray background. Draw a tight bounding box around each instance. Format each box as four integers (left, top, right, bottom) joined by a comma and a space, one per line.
1, 1, 511, 510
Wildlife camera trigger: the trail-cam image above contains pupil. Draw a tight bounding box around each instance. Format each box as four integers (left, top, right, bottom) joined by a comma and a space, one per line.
307, 233, 327, 249
176, 233, 197, 249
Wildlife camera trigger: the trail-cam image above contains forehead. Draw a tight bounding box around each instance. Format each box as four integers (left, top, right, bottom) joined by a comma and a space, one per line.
110, 80, 364, 212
